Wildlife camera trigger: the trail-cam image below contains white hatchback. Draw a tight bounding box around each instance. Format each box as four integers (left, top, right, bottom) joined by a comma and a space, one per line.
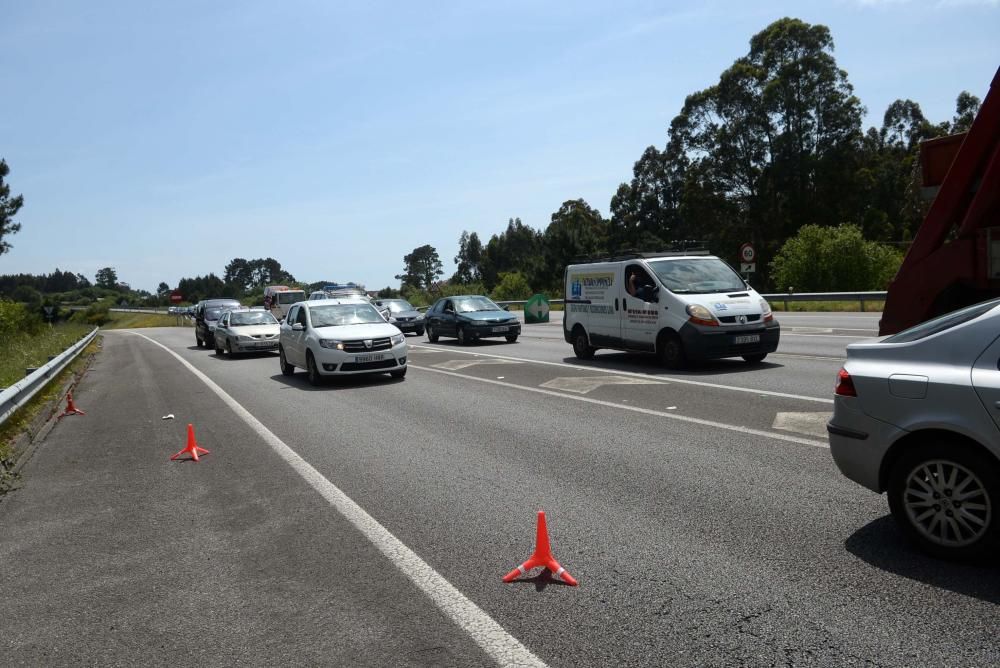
279, 299, 407, 385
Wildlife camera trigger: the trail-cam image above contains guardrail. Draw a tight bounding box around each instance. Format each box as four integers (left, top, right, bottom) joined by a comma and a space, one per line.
494, 291, 887, 312
0, 327, 99, 427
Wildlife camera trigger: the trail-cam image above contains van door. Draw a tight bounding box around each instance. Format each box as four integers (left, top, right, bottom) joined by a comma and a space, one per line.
569, 265, 622, 347
621, 263, 658, 351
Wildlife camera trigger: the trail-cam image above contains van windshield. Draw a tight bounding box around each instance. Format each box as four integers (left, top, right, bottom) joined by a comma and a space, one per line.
648, 258, 746, 294
277, 291, 305, 304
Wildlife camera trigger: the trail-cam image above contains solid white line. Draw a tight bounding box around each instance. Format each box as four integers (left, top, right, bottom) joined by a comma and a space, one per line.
409, 364, 830, 449
124, 332, 546, 668
781, 333, 872, 339
409, 344, 833, 405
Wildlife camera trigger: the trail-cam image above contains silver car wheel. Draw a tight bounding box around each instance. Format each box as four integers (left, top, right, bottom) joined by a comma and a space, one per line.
903, 459, 992, 548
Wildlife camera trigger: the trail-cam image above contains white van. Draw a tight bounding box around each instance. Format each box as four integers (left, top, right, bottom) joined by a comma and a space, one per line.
264, 286, 306, 321
563, 251, 779, 367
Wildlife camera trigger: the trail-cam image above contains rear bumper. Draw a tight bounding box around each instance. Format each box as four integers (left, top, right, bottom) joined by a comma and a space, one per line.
679, 320, 780, 360
828, 396, 904, 493
465, 323, 521, 339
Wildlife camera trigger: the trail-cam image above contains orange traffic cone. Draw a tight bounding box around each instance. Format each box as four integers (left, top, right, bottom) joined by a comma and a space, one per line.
503, 511, 578, 586
60, 391, 86, 417
171, 423, 210, 462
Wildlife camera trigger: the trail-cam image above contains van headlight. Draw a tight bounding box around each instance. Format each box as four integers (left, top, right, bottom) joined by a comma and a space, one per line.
685, 304, 718, 327
391, 333, 405, 346
319, 339, 344, 350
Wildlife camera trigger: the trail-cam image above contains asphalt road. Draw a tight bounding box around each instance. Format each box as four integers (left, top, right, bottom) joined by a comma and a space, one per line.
2, 313, 998, 667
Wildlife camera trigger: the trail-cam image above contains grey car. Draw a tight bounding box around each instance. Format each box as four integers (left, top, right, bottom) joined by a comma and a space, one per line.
828, 298, 1000, 560
213, 309, 280, 355
424, 295, 521, 345
377, 298, 425, 336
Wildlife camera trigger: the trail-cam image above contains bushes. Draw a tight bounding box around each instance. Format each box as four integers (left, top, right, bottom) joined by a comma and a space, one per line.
770, 224, 903, 292
70, 301, 111, 326
0, 300, 45, 337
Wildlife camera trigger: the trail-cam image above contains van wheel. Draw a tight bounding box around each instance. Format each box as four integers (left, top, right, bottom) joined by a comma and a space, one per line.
572, 327, 595, 360
279, 347, 295, 376
658, 332, 686, 369
743, 353, 767, 364
888, 441, 1000, 561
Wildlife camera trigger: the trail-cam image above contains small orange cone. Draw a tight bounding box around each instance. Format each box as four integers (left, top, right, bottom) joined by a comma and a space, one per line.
503, 511, 578, 586
171, 423, 210, 462
60, 391, 86, 417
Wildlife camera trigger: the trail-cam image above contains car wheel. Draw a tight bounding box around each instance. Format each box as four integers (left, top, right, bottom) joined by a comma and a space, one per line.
415, 327, 424, 337
226, 340, 234, 356
390, 367, 407, 379
572, 327, 595, 360
215, 338, 224, 355
306, 351, 321, 386
505, 334, 518, 343
657, 331, 686, 369
888, 441, 1000, 561
742, 353, 767, 364
196, 334, 204, 348
427, 324, 439, 342
456, 326, 469, 346
279, 347, 295, 376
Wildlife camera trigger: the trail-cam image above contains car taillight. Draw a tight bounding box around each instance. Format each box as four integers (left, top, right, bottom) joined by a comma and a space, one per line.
835, 368, 857, 397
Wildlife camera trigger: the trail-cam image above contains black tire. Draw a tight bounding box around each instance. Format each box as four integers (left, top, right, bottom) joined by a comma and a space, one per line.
743, 353, 767, 364
214, 338, 224, 356
390, 367, 407, 379
505, 334, 518, 343
456, 326, 469, 346
572, 327, 595, 360
657, 331, 686, 369
306, 351, 321, 386
415, 328, 424, 337
196, 334, 204, 348
427, 324, 439, 342
226, 340, 234, 356
888, 440, 1000, 561
279, 347, 295, 376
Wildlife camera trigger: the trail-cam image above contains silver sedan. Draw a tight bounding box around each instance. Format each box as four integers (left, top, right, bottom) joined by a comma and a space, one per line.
213, 309, 281, 355
829, 298, 1000, 561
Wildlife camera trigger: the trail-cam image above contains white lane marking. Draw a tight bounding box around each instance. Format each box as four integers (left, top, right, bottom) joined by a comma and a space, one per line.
410, 344, 833, 405
787, 327, 834, 334
769, 353, 844, 361
540, 375, 661, 394
125, 332, 546, 668
433, 358, 523, 371
409, 364, 830, 449
771, 412, 832, 439
781, 333, 872, 339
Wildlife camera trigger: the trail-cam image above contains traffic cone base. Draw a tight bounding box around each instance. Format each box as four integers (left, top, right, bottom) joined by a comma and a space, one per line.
171, 423, 210, 462
503, 511, 578, 586
60, 391, 85, 417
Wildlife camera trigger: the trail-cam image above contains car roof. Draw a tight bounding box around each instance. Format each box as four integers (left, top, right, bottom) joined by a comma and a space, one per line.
302, 298, 378, 307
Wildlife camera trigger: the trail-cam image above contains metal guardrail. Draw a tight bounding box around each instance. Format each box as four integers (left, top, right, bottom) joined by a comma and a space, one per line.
0, 327, 99, 427
494, 291, 887, 312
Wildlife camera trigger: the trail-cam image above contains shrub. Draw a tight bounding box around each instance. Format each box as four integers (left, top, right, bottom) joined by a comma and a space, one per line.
770, 224, 903, 292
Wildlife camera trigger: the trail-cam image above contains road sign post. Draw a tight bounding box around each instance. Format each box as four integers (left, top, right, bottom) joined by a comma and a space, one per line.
739, 243, 756, 280
524, 294, 550, 324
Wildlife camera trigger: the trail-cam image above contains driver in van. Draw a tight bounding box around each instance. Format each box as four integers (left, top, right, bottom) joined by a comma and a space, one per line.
628, 270, 655, 302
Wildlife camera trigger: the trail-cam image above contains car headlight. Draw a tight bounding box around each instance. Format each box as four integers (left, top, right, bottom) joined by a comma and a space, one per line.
388, 316, 398, 323
415, 314, 424, 320
685, 304, 718, 326
319, 339, 344, 350
391, 333, 405, 346
760, 299, 773, 322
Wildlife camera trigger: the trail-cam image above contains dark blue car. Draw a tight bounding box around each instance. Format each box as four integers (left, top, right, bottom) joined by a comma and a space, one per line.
425, 295, 521, 345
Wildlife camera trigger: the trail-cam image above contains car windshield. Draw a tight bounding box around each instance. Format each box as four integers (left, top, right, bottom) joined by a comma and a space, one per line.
229, 311, 277, 326
309, 304, 385, 327
205, 308, 224, 320
384, 300, 415, 313
648, 258, 746, 294
883, 298, 1000, 343
454, 296, 501, 313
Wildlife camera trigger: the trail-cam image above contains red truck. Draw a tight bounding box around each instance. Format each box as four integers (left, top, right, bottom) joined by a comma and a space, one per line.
879, 66, 1000, 335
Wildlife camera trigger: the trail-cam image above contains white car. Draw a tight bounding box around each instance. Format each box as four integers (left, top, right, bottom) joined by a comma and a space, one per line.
279, 299, 407, 385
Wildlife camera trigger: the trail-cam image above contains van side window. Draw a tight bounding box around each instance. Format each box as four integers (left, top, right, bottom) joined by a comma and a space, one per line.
625, 265, 656, 302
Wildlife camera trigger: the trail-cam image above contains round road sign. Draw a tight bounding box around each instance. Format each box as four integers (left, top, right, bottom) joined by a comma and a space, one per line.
739, 243, 756, 263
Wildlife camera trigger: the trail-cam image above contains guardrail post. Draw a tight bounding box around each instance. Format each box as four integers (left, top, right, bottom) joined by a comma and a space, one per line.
860, 297, 866, 312
25, 367, 37, 377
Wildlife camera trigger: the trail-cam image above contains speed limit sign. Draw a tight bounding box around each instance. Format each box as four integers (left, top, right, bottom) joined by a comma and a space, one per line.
739, 242, 756, 263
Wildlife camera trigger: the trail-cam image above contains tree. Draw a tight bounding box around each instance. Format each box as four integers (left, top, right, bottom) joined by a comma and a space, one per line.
951, 91, 981, 133
541, 199, 608, 289
395, 245, 443, 291
377, 286, 400, 299
95, 267, 119, 289
770, 223, 902, 292
452, 231, 484, 284
490, 272, 533, 301
478, 218, 545, 290
0, 159, 25, 256
157, 281, 170, 296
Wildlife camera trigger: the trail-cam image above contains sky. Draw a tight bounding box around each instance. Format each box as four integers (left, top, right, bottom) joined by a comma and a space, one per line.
1, 0, 998, 293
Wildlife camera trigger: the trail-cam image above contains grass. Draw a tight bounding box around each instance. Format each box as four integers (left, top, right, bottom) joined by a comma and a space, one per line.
101, 312, 192, 329
0, 323, 93, 389
770, 300, 884, 313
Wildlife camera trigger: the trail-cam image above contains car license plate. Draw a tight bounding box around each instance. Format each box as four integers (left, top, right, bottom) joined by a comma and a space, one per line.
492, 326, 509, 333
355, 353, 385, 363
734, 334, 760, 345
254, 341, 274, 348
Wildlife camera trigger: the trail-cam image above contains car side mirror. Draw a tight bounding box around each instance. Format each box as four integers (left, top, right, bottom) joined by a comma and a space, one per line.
502, 304, 510, 311
292, 323, 305, 331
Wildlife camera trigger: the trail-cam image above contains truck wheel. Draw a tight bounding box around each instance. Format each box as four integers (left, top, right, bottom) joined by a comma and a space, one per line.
572, 327, 595, 360
888, 440, 999, 561
657, 332, 686, 369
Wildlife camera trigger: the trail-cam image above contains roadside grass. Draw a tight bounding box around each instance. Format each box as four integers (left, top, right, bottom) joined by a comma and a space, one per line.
0, 323, 92, 389
0, 337, 101, 487
770, 300, 884, 312
102, 312, 191, 329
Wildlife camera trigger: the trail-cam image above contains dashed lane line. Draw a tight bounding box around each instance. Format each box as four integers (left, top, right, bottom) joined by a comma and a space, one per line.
408, 364, 831, 449
410, 344, 834, 405
125, 332, 547, 668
